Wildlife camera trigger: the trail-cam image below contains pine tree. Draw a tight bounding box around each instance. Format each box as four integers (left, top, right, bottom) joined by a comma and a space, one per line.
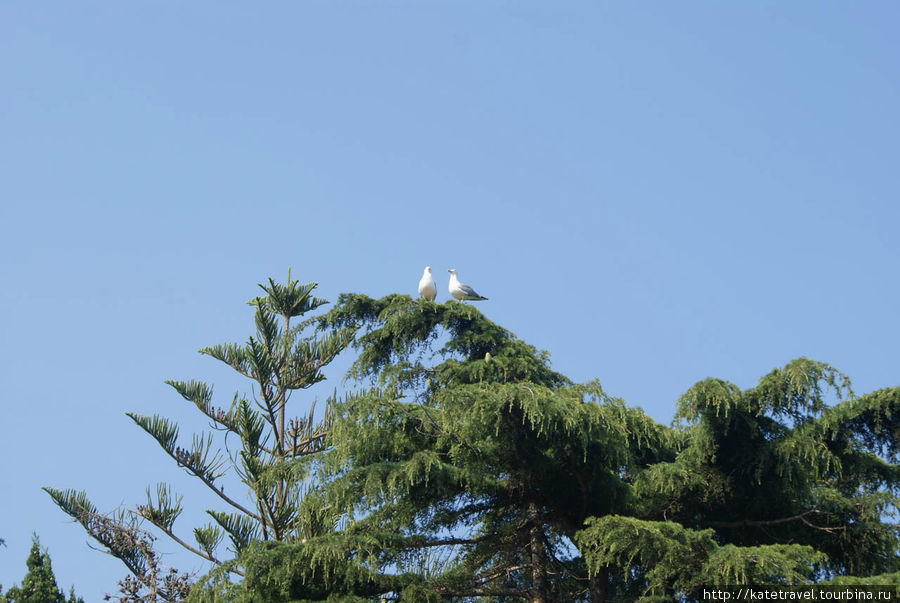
236, 294, 674, 601
577, 359, 900, 598
1, 536, 83, 603
44, 274, 354, 600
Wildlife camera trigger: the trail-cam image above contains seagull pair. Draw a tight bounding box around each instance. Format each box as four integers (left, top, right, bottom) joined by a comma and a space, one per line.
418, 267, 488, 302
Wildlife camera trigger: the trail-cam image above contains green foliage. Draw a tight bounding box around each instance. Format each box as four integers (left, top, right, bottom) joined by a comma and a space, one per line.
1, 536, 84, 603
642, 358, 900, 578
192, 525, 224, 559
240, 539, 414, 601
207, 511, 260, 554
576, 516, 825, 599
138, 484, 184, 532
823, 572, 900, 586
46, 273, 353, 599
322, 293, 569, 390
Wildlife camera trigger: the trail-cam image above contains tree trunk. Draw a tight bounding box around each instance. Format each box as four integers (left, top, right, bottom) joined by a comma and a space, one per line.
588, 566, 609, 603
528, 502, 548, 603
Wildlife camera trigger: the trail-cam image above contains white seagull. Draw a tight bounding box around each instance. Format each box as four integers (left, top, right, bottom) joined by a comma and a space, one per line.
447, 269, 487, 301
418, 266, 437, 301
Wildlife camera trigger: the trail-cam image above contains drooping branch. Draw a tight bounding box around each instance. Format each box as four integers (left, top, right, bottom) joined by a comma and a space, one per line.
43, 488, 193, 602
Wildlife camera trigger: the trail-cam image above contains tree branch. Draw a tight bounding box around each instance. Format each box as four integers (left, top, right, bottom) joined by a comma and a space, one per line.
167, 449, 261, 522
703, 509, 824, 529
136, 512, 245, 576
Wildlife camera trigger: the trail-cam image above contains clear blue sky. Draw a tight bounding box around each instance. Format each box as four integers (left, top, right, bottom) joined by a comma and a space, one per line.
2, 3, 898, 599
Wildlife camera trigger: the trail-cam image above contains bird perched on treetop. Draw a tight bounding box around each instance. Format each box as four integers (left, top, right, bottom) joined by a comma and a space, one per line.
447, 269, 487, 301
418, 266, 436, 301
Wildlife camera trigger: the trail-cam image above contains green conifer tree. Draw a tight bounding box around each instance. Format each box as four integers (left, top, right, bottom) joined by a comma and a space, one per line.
236, 294, 674, 601
577, 359, 900, 598
44, 274, 353, 600
1, 536, 83, 603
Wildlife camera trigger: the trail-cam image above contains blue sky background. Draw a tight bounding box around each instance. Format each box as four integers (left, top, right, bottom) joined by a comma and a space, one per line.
2, 2, 898, 599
